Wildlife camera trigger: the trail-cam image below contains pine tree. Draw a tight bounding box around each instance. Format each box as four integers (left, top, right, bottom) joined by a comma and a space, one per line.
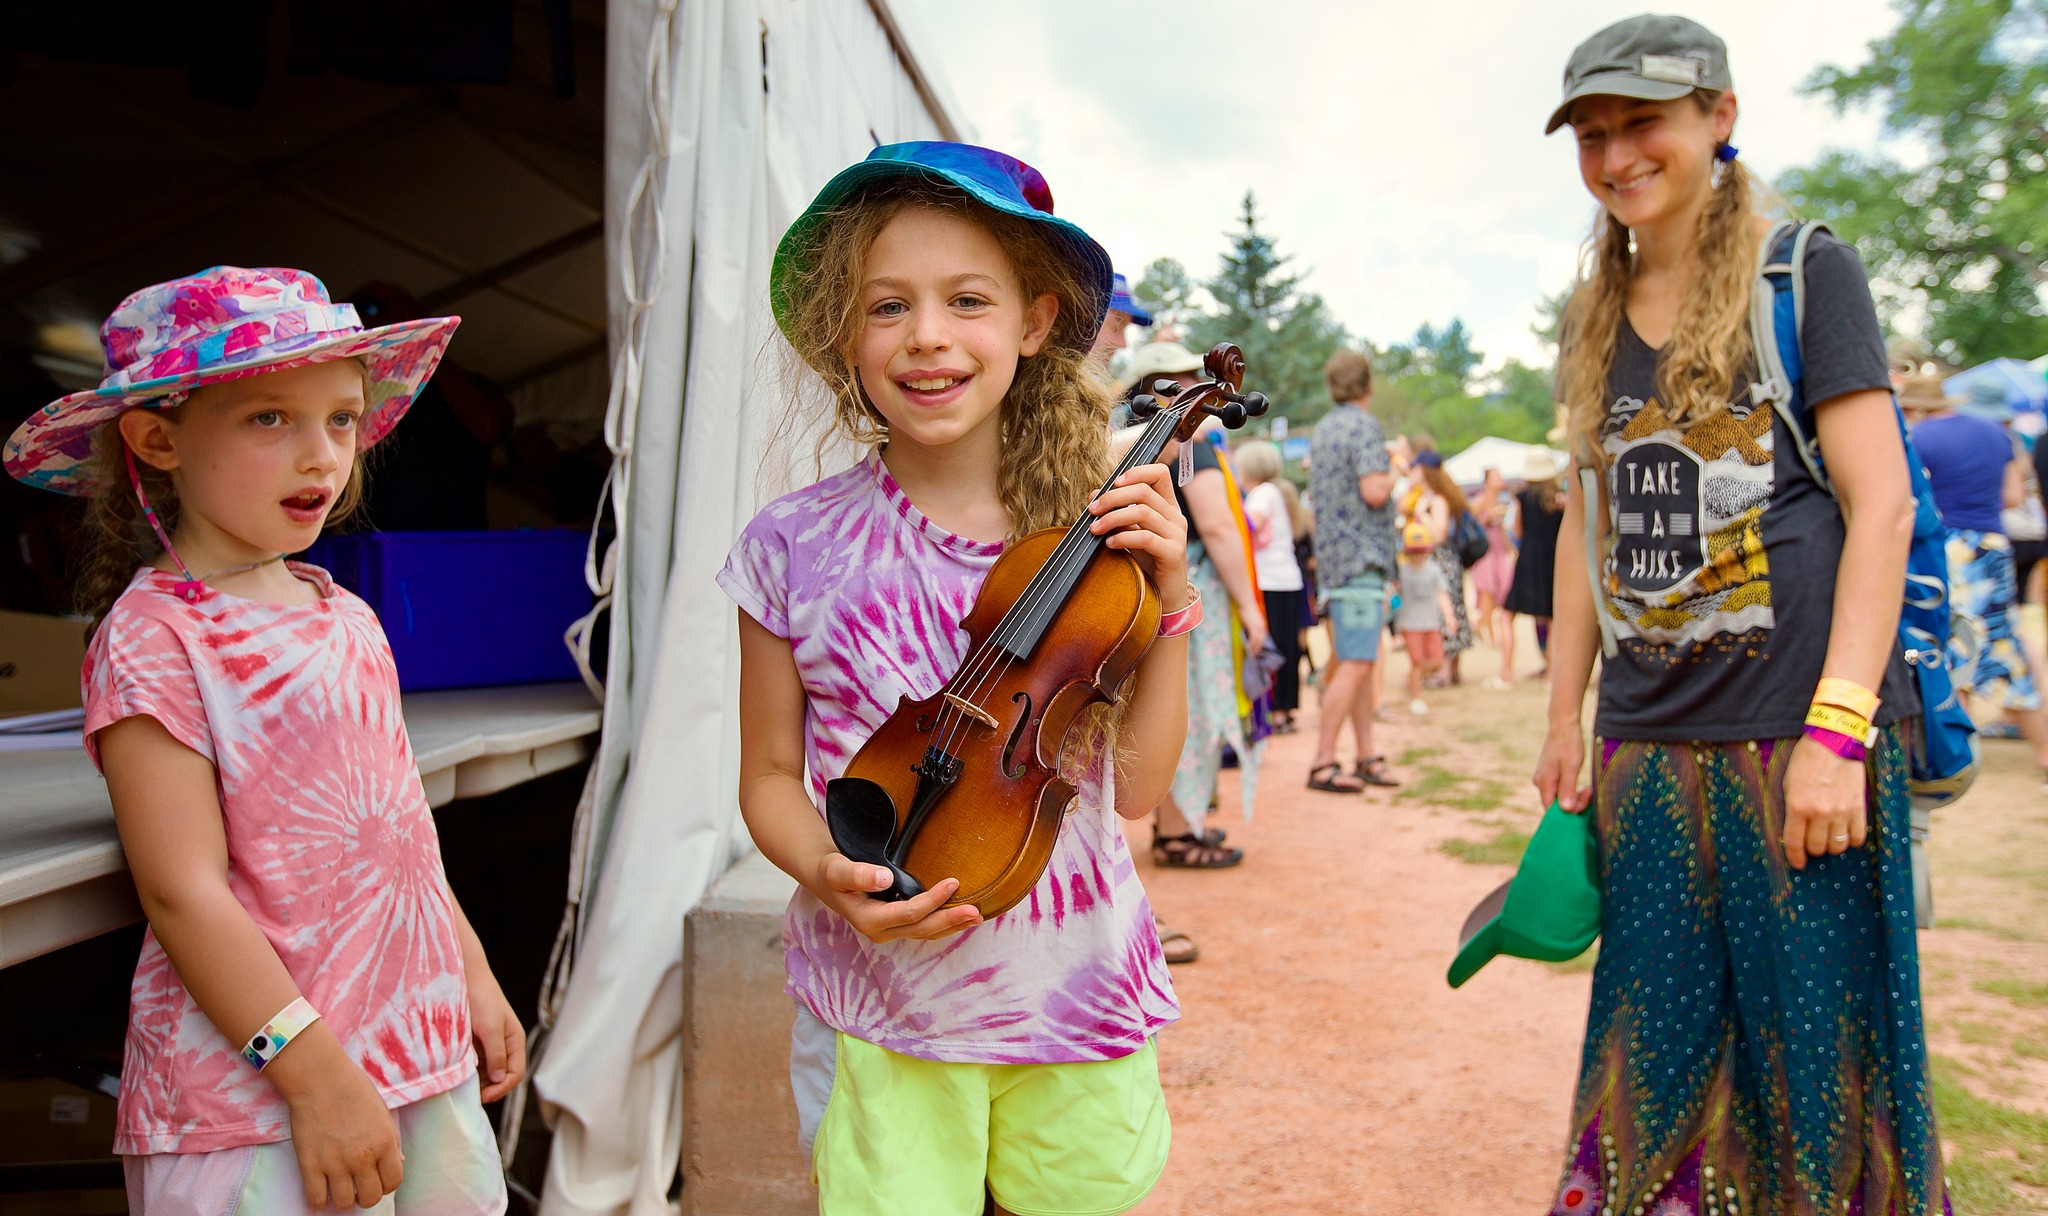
1183, 192, 1349, 428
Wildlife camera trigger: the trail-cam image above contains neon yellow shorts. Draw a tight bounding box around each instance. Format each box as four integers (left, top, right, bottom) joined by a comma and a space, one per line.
807, 1025, 1170, 1216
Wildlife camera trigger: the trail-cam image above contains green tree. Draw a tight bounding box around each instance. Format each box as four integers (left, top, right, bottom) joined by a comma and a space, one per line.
1183, 192, 1350, 430
1130, 257, 1197, 333
1781, 0, 2048, 362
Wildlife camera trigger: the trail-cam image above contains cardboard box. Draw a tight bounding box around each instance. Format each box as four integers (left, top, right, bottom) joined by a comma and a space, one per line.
0, 1076, 117, 1164
0, 612, 88, 716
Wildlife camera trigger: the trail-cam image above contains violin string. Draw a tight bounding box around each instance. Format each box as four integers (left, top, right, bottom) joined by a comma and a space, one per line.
927, 401, 1192, 760
925, 405, 1179, 760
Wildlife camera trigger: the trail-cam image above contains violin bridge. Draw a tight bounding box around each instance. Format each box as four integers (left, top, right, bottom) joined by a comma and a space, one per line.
943, 693, 1000, 731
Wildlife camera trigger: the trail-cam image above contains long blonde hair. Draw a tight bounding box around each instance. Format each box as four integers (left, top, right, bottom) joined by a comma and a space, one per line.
773, 177, 1113, 535
1555, 90, 1760, 467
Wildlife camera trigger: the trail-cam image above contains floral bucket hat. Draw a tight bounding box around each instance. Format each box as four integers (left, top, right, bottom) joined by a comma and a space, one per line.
769, 141, 1112, 372
4, 265, 459, 496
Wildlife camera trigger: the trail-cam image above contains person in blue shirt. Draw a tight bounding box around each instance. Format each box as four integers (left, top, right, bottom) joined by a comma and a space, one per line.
1905, 373, 2048, 780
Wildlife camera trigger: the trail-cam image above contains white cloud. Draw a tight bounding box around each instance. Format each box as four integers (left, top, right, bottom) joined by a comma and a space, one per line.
891, 0, 1900, 373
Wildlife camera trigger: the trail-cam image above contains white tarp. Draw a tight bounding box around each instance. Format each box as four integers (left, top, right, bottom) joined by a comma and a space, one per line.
1443, 435, 1566, 490
526, 2, 961, 1213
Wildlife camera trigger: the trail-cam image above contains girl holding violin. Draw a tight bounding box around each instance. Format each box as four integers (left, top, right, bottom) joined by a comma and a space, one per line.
720, 143, 1187, 1216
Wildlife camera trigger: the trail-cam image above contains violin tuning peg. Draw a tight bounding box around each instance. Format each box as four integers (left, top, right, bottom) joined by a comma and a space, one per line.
1127, 394, 1160, 420
1150, 377, 1182, 398
1217, 402, 1248, 429
1239, 392, 1270, 418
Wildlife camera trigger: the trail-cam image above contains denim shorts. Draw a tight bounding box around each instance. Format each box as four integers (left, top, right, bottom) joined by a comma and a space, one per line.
1324, 571, 1387, 662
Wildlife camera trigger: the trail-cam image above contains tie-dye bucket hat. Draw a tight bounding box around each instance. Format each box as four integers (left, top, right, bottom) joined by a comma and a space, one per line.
4, 265, 459, 496
769, 141, 1112, 371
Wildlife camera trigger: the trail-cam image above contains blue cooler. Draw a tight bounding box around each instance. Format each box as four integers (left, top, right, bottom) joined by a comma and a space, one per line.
305, 530, 590, 691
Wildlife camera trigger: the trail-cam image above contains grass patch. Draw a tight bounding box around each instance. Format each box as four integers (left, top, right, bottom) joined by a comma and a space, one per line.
1438, 824, 1531, 867
1955, 1020, 2009, 1048
1976, 978, 2048, 1008
2014, 1030, 2048, 1061
1931, 1056, 2048, 1210
1397, 765, 1513, 812
1456, 725, 1502, 745
1938, 917, 2044, 944
1544, 944, 1600, 975
1395, 745, 1444, 766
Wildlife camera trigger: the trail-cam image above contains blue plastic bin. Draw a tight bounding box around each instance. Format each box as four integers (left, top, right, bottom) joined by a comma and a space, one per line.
305, 530, 590, 691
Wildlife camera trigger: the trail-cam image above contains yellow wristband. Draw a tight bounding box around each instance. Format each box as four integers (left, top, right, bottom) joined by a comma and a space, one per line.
1805, 703, 1875, 745
1812, 677, 1880, 721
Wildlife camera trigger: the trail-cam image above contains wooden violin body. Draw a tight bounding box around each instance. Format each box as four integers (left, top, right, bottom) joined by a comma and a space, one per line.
828, 530, 1159, 916
825, 342, 1266, 918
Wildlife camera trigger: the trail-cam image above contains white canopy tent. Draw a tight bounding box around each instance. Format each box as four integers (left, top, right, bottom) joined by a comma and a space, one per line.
1443, 435, 1566, 490
526, 2, 965, 1212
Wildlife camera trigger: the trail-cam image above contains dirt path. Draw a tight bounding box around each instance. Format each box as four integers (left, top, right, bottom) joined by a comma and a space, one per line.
1127, 624, 1586, 1214
1126, 618, 2048, 1214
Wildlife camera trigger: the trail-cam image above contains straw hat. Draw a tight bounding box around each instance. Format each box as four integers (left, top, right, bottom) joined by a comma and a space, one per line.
1896, 373, 1958, 415
1523, 449, 1564, 483
1116, 340, 1202, 393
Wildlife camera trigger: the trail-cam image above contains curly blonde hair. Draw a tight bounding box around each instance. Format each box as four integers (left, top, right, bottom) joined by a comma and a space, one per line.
1555, 90, 1761, 468
74, 376, 370, 634
773, 176, 1113, 536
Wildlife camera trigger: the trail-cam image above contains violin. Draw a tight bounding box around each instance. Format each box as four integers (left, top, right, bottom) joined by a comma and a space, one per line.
826, 343, 1268, 916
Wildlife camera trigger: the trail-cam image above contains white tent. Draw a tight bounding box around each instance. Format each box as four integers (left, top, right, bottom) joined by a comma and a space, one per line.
526, 2, 965, 1213
1443, 435, 1565, 490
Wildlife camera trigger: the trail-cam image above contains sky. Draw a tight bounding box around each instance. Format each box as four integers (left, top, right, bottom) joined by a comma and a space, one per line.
891, 1, 1904, 376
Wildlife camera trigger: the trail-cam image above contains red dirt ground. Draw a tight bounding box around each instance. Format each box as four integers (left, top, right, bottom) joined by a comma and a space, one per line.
1126, 631, 1589, 1215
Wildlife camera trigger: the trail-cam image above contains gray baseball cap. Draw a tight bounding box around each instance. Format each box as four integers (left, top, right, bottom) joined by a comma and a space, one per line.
1545, 14, 1732, 134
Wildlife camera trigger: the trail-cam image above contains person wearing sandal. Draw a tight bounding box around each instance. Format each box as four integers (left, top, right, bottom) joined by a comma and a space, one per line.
1306, 349, 1401, 793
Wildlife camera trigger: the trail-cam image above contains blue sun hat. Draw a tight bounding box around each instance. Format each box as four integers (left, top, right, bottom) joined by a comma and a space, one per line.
769, 141, 1113, 370
1109, 273, 1153, 327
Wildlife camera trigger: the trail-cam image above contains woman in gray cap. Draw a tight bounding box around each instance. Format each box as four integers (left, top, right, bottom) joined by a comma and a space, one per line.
1528, 14, 1948, 1215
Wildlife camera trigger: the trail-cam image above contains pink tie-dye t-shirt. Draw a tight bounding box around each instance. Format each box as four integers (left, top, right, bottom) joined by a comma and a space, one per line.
718, 453, 1179, 1066
83, 565, 474, 1155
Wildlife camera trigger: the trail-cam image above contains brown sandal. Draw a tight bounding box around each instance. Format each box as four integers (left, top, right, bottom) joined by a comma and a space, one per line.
1151, 831, 1245, 868
1354, 755, 1401, 787
1156, 922, 1201, 964
1307, 762, 1365, 793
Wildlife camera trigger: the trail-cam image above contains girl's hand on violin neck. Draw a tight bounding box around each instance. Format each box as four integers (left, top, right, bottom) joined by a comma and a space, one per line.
1088, 462, 1190, 605
816, 853, 983, 942
1781, 735, 1868, 871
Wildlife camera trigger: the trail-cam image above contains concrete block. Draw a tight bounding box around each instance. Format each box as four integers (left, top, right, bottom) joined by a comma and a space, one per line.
682, 850, 815, 1216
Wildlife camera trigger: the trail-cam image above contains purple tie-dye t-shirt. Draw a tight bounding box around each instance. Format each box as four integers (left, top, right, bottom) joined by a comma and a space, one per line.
717, 452, 1179, 1065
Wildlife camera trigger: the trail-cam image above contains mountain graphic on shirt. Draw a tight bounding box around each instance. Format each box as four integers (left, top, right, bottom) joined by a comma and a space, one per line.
1601, 395, 1774, 647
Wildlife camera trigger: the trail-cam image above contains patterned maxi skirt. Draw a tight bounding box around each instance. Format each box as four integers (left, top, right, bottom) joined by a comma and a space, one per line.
1170, 544, 1256, 834
1944, 528, 2040, 711
1549, 728, 1949, 1216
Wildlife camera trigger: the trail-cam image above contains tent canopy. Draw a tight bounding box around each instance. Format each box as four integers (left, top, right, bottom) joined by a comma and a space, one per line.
1443, 435, 1566, 490
1945, 357, 2048, 412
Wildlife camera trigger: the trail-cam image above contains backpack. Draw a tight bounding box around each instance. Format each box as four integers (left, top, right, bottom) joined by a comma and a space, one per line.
1452, 510, 1490, 567
1580, 220, 1977, 810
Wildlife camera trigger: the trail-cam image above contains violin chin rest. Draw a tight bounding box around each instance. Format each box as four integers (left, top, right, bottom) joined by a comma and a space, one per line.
824, 777, 926, 903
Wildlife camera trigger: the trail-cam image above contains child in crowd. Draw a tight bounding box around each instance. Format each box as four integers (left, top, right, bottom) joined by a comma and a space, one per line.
719, 143, 1188, 1216
1394, 521, 1455, 715
2, 267, 520, 1213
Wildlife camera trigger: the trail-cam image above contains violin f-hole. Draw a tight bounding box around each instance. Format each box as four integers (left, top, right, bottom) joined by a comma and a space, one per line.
1001, 691, 1034, 779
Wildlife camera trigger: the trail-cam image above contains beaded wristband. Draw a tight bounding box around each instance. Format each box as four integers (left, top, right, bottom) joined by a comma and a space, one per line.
1804, 703, 1875, 746
1156, 588, 1205, 639
241, 997, 322, 1071
1804, 724, 1868, 763
1813, 676, 1881, 721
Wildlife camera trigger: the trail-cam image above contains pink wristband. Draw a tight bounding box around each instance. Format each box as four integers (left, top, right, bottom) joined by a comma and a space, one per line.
1156, 589, 1204, 639
1803, 724, 1867, 762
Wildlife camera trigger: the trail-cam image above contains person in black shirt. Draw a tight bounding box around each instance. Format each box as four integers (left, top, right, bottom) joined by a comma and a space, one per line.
1527, 15, 1947, 1214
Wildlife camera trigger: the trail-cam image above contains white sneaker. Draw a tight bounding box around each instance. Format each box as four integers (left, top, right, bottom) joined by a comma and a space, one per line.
1409, 698, 1429, 716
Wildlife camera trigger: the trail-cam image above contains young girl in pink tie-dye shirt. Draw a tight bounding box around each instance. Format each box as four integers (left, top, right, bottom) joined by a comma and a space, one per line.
718, 144, 1192, 1215
4, 266, 521, 1214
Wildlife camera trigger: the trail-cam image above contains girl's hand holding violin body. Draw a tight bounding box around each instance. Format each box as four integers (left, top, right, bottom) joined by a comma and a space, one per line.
1087, 462, 1190, 610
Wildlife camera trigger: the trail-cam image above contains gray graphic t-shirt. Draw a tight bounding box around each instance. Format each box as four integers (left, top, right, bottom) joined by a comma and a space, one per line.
1309, 405, 1396, 589
1592, 232, 1919, 740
